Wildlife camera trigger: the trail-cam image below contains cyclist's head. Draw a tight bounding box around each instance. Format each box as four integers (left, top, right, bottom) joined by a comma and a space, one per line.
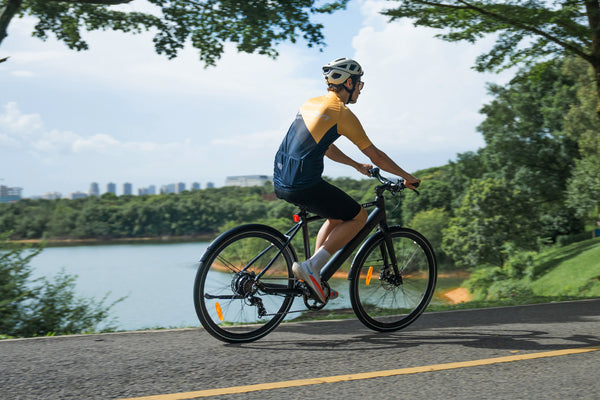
323, 58, 363, 85
322, 58, 363, 102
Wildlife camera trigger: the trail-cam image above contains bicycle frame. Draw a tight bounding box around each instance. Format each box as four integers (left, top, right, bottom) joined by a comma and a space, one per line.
271, 182, 397, 286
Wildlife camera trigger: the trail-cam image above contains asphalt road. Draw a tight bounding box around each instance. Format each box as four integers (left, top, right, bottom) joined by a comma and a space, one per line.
1, 299, 599, 400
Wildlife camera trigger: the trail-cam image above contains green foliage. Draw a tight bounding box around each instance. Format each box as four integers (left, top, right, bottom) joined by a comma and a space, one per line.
401, 166, 453, 223
463, 244, 536, 301
477, 58, 580, 204
563, 57, 600, 158
531, 238, 600, 297
463, 238, 600, 301
2, 0, 349, 66
407, 208, 451, 268
382, 1, 595, 73
567, 155, 600, 219
16, 269, 122, 337
0, 235, 40, 334
0, 234, 122, 337
443, 177, 538, 269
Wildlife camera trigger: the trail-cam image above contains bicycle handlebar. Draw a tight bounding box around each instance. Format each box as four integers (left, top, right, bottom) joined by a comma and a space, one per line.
368, 168, 420, 195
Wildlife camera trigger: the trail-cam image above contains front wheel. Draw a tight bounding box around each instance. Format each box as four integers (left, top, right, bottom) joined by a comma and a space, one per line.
349, 227, 437, 331
193, 224, 296, 343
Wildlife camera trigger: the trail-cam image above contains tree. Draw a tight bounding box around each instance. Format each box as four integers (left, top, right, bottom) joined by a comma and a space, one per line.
383, 1, 600, 119
563, 57, 600, 221
0, 235, 122, 337
442, 177, 538, 269
407, 208, 452, 268
474, 57, 584, 241
477, 59, 580, 199
0, 0, 348, 65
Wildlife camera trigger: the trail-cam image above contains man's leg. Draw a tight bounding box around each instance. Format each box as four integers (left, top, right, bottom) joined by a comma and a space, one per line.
316, 207, 368, 254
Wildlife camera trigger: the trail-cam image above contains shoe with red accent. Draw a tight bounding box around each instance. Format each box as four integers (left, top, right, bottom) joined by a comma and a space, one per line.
326, 287, 339, 300
292, 260, 326, 303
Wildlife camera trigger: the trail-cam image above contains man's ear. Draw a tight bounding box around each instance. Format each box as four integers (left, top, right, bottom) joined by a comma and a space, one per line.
344, 78, 354, 89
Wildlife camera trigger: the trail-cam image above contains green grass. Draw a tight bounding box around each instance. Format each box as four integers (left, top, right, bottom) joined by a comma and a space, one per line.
531, 237, 600, 297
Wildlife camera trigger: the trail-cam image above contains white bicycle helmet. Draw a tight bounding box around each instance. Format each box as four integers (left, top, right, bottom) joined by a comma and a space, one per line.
322, 57, 363, 85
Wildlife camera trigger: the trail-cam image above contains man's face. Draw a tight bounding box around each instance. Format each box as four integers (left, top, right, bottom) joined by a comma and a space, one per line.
348, 80, 364, 104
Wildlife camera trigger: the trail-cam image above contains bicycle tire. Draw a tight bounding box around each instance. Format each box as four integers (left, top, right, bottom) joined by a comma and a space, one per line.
349, 227, 437, 331
193, 224, 296, 343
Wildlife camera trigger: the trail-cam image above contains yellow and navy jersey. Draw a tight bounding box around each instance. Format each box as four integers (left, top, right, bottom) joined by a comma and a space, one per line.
273, 91, 372, 190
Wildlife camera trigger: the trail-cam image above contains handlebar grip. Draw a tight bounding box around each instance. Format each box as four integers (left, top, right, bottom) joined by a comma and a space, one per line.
412, 182, 420, 189
368, 167, 380, 177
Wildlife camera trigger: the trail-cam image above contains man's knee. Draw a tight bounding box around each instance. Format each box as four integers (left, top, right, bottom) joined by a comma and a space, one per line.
353, 207, 368, 226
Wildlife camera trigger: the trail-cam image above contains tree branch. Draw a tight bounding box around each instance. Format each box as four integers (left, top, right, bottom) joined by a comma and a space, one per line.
415, 0, 468, 10
454, 0, 592, 62
584, 0, 600, 61
45, 0, 134, 4
0, 0, 22, 47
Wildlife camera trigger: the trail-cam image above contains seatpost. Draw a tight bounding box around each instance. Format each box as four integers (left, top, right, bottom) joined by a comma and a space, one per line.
299, 209, 312, 259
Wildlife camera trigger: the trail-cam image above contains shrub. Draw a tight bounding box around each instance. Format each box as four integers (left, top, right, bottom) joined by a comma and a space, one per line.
0, 234, 123, 338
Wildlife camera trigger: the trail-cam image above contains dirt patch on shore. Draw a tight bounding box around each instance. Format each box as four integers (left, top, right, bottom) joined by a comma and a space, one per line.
441, 287, 472, 304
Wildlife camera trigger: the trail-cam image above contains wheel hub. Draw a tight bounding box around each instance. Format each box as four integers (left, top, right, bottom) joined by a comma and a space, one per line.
380, 269, 403, 289
231, 272, 256, 297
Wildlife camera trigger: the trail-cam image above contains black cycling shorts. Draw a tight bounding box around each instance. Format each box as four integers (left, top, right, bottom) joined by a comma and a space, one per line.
274, 180, 361, 221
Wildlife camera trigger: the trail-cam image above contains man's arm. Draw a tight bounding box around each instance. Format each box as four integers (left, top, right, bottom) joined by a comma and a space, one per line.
325, 144, 372, 176
361, 145, 420, 188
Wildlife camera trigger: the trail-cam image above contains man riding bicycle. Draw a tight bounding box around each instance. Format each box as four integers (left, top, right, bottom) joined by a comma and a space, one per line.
273, 57, 420, 303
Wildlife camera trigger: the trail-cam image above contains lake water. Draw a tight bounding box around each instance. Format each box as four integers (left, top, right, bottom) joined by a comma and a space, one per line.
28, 242, 460, 331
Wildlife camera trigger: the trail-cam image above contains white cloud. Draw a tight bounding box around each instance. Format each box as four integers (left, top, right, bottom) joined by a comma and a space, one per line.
10, 70, 36, 78
341, 0, 512, 172
211, 129, 282, 149
0, 0, 516, 195
0, 102, 190, 157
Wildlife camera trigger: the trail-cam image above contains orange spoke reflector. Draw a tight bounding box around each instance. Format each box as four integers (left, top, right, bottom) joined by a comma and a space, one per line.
215, 302, 224, 321
366, 266, 373, 286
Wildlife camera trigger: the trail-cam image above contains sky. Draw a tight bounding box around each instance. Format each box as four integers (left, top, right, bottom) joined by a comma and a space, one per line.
0, 0, 512, 198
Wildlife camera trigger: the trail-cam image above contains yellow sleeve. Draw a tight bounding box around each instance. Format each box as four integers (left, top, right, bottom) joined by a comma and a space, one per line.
338, 107, 372, 150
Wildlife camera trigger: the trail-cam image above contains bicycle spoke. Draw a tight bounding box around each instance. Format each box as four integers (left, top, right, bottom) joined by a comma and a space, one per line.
350, 228, 437, 331
194, 226, 296, 343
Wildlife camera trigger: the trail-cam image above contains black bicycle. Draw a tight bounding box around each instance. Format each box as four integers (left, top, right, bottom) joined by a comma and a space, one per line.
193, 168, 437, 343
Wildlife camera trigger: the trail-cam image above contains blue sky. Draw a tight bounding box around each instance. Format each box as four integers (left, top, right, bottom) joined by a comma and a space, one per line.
0, 0, 511, 197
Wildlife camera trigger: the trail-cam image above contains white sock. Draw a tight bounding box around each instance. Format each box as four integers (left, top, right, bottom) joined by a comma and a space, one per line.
308, 247, 331, 274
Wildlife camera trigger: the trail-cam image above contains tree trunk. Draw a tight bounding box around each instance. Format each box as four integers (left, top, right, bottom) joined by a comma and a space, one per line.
585, 1, 600, 120
0, 0, 22, 53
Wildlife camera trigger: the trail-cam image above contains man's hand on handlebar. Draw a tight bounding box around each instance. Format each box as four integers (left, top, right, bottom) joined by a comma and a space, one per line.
369, 167, 421, 193
403, 177, 421, 190
355, 163, 374, 177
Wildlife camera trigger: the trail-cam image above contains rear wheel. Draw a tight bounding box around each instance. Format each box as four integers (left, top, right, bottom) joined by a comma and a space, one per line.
349, 227, 437, 331
194, 224, 296, 343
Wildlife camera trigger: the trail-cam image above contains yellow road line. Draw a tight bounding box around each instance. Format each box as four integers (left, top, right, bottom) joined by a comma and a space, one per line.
118, 346, 600, 400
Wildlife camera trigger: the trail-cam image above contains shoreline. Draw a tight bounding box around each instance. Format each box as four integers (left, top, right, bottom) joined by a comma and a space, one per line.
10, 235, 216, 247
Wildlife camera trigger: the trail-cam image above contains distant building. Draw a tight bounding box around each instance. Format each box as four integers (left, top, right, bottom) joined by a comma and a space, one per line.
225, 175, 272, 187
107, 182, 116, 195
206, 182, 215, 189
160, 183, 176, 194
42, 191, 62, 200
176, 182, 186, 193
0, 185, 22, 203
137, 185, 156, 196
89, 182, 100, 197
123, 182, 133, 196
191, 182, 201, 191
68, 191, 88, 200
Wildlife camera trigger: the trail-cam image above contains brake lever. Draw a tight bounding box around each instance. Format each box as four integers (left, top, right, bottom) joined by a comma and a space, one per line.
400, 179, 420, 196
